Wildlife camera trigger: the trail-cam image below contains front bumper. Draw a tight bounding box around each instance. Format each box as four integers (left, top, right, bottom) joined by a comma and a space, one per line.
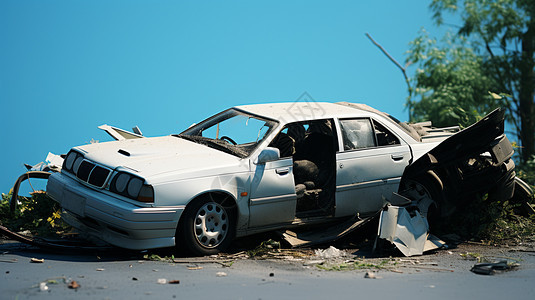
46, 172, 184, 250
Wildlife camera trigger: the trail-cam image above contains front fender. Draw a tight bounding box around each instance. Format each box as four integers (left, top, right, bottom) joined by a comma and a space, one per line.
153, 172, 250, 230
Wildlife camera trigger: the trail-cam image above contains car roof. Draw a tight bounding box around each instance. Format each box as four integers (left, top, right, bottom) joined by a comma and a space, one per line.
235, 102, 378, 123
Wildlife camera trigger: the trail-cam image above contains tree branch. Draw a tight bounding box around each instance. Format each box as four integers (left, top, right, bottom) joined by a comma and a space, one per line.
365, 33, 413, 120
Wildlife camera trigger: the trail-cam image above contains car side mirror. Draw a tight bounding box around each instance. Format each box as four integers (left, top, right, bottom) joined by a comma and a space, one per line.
255, 147, 280, 164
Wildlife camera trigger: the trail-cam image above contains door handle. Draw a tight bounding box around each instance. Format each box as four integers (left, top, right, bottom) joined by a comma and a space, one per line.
391, 154, 404, 161
275, 167, 290, 175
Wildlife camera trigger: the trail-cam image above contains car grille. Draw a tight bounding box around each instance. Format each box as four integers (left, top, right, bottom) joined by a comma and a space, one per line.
74, 160, 111, 188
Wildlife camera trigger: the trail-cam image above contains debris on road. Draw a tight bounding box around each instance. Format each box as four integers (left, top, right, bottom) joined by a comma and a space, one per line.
30, 258, 44, 263
303, 259, 325, 266
39, 282, 49, 291
316, 257, 394, 271
460, 252, 482, 261
364, 271, 381, 279
280, 213, 378, 248
471, 260, 520, 275
375, 205, 446, 256
314, 246, 345, 259
247, 239, 281, 257
216, 271, 228, 277
68, 280, 80, 289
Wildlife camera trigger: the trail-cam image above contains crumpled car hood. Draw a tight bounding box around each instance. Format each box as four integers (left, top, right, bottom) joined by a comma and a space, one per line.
74, 136, 243, 179
403, 108, 510, 179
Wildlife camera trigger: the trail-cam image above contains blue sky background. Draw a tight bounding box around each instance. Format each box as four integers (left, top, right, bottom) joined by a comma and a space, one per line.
1, 0, 455, 194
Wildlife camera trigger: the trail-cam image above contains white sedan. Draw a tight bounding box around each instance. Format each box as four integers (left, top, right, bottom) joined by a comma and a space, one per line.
46, 102, 515, 255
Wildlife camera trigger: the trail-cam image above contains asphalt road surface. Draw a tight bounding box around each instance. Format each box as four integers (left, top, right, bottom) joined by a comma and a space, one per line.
1, 239, 534, 300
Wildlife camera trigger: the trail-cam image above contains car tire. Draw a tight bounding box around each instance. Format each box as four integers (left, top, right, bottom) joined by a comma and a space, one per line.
401, 176, 446, 230
178, 195, 236, 256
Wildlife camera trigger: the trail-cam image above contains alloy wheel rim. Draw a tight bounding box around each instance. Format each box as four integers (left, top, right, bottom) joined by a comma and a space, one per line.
193, 202, 228, 248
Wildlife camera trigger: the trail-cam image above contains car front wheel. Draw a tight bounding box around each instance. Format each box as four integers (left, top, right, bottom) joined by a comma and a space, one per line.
178, 196, 235, 256
400, 177, 445, 230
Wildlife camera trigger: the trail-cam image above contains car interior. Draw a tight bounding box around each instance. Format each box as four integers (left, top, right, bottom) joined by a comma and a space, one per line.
269, 119, 338, 218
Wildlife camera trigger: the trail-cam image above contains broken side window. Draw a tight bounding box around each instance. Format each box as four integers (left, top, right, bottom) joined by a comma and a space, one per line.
339, 118, 376, 150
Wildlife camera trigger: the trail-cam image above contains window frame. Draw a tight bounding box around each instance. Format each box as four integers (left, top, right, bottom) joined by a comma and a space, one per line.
338, 117, 402, 152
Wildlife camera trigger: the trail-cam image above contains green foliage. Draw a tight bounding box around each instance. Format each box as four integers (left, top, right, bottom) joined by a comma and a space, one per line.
430, 0, 530, 40
143, 253, 175, 262
0, 191, 70, 237
406, 30, 504, 127
459, 252, 482, 260
407, 0, 535, 162
439, 194, 535, 244
516, 156, 535, 188
247, 239, 281, 258
479, 200, 535, 244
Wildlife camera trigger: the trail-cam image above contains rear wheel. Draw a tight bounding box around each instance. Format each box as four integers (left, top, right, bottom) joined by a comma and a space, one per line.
178, 195, 235, 256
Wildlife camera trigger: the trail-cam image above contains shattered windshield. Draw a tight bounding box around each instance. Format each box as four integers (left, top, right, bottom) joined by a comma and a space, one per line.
176, 109, 278, 158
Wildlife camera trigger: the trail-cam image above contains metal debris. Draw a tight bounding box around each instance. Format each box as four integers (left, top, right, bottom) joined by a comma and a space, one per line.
471, 260, 520, 275
280, 213, 378, 248
376, 205, 446, 256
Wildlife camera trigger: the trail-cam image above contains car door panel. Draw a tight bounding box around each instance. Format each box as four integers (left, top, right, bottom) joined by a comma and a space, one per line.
248, 157, 296, 227
335, 145, 410, 217
335, 118, 411, 217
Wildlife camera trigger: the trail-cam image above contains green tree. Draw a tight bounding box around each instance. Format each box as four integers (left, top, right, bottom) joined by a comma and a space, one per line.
407, 0, 535, 163
407, 30, 503, 127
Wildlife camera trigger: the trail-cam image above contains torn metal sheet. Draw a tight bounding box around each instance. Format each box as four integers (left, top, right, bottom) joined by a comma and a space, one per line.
400, 108, 516, 212
376, 205, 444, 256
387, 192, 412, 206
98, 124, 144, 140
280, 211, 379, 247
12, 152, 65, 213
424, 234, 446, 252
25, 152, 64, 172
471, 260, 519, 275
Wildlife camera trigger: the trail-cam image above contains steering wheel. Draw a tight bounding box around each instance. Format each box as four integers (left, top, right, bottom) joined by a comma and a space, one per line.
219, 136, 237, 145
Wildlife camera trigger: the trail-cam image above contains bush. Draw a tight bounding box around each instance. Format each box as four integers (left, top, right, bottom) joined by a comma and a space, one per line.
439, 196, 534, 244
0, 190, 70, 238
516, 155, 535, 190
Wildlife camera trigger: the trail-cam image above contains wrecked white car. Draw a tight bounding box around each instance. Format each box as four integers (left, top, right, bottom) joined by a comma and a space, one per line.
45, 102, 516, 255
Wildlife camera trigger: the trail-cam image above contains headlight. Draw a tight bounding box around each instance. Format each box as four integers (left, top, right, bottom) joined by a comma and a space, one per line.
110, 172, 154, 203
114, 173, 129, 193
63, 150, 84, 173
